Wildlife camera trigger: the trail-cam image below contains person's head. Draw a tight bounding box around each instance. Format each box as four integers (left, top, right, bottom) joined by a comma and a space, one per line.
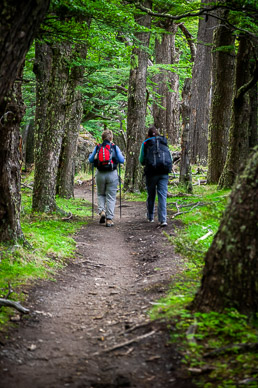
102, 129, 113, 142
147, 126, 160, 138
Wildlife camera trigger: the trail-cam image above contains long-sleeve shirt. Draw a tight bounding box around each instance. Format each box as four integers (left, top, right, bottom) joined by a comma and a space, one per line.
88, 142, 125, 164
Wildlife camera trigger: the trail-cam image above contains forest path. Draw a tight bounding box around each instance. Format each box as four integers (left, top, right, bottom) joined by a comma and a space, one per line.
0, 183, 195, 388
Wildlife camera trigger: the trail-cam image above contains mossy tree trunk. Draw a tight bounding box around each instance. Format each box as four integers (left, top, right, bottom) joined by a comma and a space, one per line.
189, 0, 217, 165
207, 17, 235, 184
0, 65, 25, 242
219, 37, 258, 189
0, 0, 49, 242
191, 147, 258, 315
56, 45, 87, 199
153, 21, 180, 144
32, 42, 71, 212
179, 78, 193, 193
124, 1, 151, 192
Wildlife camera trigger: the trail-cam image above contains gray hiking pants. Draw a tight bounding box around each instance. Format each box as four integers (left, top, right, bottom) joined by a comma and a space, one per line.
95, 169, 119, 220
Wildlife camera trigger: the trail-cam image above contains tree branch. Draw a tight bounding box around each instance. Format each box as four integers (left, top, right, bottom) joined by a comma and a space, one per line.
177, 23, 196, 61
0, 298, 30, 314
236, 65, 258, 101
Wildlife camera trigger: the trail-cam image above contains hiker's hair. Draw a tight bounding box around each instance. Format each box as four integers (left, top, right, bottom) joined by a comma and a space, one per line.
147, 126, 160, 138
102, 130, 113, 142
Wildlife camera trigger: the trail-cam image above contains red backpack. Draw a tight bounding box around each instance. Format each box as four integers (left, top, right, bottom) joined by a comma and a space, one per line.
94, 142, 117, 171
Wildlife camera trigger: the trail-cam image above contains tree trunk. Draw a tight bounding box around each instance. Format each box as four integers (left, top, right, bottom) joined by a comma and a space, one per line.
57, 98, 83, 198
0, 66, 25, 241
0, 0, 50, 104
124, 1, 152, 192
57, 45, 87, 199
219, 37, 258, 189
207, 18, 235, 184
0, 0, 50, 242
179, 78, 193, 193
32, 42, 71, 212
189, 0, 218, 165
153, 21, 180, 144
191, 147, 258, 315
249, 55, 258, 149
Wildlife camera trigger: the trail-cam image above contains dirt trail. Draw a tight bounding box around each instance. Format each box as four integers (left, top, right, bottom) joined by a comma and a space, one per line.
0, 184, 195, 388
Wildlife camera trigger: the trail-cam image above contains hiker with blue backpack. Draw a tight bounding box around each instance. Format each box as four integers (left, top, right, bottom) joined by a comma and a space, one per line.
89, 130, 124, 227
139, 126, 173, 227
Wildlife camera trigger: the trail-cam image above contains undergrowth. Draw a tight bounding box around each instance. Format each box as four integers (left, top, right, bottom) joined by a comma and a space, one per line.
0, 187, 91, 329
149, 184, 258, 387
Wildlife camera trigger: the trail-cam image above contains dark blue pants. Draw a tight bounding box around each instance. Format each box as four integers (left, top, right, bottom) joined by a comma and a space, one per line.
145, 174, 168, 223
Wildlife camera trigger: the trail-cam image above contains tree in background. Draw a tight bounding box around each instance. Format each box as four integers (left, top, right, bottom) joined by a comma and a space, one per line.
152, 20, 180, 144
124, 2, 152, 192
219, 35, 258, 189
179, 78, 193, 193
207, 11, 235, 184
32, 41, 76, 212
0, 0, 50, 241
188, 0, 218, 165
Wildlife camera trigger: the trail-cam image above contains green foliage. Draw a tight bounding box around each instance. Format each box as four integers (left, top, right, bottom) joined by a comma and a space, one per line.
21, 44, 36, 130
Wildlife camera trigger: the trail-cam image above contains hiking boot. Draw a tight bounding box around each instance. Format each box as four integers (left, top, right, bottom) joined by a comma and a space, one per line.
159, 221, 167, 227
99, 211, 106, 224
106, 219, 114, 227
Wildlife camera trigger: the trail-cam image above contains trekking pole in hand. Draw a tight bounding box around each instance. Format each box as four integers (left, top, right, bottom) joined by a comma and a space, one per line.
119, 163, 122, 218
92, 164, 94, 219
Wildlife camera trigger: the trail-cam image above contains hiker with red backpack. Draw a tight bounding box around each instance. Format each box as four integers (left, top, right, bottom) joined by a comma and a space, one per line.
89, 130, 125, 227
139, 126, 173, 227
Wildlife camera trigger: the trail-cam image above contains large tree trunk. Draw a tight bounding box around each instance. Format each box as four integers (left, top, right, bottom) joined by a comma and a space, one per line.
0, 66, 25, 241
207, 18, 235, 184
57, 45, 87, 199
57, 98, 83, 198
124, 1, 152, 192
191, 147, 258, 315
179, 78, 193, 193
189, 0, 217, 165
0, 0, 50, 242
32, 42, 71, 212
219, 37, 258, 189
153, 21, 180, 144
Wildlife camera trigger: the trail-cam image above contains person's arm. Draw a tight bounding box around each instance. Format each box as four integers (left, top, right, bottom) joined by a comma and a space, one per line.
139, 142, 145, 165
115, 145, 125, 164
88, 146, 98, 163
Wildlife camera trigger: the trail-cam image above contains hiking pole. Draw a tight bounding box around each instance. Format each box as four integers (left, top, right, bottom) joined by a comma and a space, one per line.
92, 163, 94, 219
119, 163, 122, 218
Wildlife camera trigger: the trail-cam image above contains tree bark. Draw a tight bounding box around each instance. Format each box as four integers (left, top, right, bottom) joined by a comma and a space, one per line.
219, 37, 258, 189
124, 1, 152, 192
153, 21, 180, 144
57, 98, 83, 198
0, 0, 50, 105
189, 0, 218, 165
0, 0, 49, 242
0, 66, 25, 241
179, 78, 193, 193
191, 147, 258, 315
32, 42, 71, 212
207, 18, 235, 184
57, 45, 87, 199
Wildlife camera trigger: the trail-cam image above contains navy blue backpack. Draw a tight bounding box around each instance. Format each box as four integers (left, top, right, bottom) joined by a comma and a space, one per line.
144, 136, 172, 175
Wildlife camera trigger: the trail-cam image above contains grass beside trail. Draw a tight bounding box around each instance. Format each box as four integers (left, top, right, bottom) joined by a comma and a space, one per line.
0, 186, 91, 328
146, 183, 258, 388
